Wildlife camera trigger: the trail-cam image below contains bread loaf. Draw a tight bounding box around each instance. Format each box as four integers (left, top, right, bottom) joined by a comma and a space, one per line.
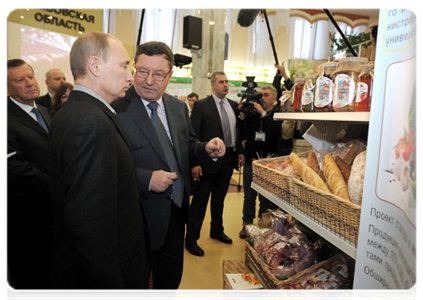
307, 151, 325, 182
348, 150, 367, 205
335, 155, 351, 184
290, 152, 329, 193
323, 154, 350, 202
343, 143, 359, 166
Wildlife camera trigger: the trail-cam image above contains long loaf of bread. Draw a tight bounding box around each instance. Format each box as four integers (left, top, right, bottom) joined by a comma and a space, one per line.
335, 155, 351, 184
323, 154, 351, 201
290, 152, 329, 193
307, 151, 325, 182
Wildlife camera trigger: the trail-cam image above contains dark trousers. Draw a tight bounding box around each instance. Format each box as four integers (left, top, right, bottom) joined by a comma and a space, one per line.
186, 149, 234, 243
149, 201, 185, 289
241, 163, 274, 225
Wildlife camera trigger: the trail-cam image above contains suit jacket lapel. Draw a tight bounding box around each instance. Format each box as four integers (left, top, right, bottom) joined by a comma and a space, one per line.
162, 94, 182, 167
126, 89, 169, 167
206, 96, 224, 134
7, 98, 48, 135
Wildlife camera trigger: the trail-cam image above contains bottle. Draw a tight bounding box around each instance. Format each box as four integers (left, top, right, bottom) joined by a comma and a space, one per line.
332, 57, 368, 112
291, 78, 305, 112
355, 62, 374, 112
302, 75, 317, 112
314, 62, 338, 112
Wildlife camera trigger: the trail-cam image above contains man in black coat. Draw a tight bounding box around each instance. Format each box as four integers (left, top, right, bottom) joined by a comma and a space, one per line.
185, 71, 245, 256
112, 41, 225, 289
48, 31, 149, 289
35, 68, 66, 112
7, 58, 53, 289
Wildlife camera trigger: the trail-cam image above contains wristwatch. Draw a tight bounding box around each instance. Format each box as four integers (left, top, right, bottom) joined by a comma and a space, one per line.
260, 111, 267, 118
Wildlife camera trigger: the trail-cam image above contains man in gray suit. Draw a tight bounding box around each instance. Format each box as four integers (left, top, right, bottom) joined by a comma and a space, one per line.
48, 31, 149, 289
112, 41, 225, 289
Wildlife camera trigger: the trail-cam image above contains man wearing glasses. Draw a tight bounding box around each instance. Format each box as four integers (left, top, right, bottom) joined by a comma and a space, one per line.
112, 41, 225, 289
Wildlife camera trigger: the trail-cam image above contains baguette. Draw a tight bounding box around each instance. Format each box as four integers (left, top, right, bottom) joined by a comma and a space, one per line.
290, 152, 329, 193
307, 151, 325, 182
335, 155, 351, 184
343, 143, 359, 166
323, 154, 351, 201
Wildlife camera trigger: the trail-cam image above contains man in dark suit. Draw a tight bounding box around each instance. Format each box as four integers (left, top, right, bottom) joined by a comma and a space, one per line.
35, 68, 66, 112
7, 58, 53, 289
112, 41, 225, 289
48, 31, 149, 289
185, 71, 245, 256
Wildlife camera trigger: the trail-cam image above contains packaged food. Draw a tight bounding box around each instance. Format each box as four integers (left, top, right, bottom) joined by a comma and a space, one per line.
291, 78, 305, 112
314, 62, 338, 112
332, 57, 368, 112
302, 75, 317, 112
355, 62, 374, 112
284, 254, 352, 290
280, 90, 293, 112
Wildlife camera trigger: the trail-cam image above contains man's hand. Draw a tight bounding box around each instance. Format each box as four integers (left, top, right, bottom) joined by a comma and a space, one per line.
238, 154, 245, 168
252, 102, 265, 115
191, 166, 203, 182
275, 62, 289, 81
150, 170, 178, 193
206, 137, 226, 158
238, 101, 246, 120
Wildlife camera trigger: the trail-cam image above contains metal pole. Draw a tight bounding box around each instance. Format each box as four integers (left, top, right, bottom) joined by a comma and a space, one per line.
136, 9, 145, 46
324, 9, 357, 57
262, 9, 279, 65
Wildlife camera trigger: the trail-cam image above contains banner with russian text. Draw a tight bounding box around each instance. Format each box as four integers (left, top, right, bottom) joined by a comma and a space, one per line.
353, 9, 416, 289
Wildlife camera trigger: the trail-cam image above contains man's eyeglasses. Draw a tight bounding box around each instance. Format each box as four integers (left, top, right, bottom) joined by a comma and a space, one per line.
134, 69, 171, 81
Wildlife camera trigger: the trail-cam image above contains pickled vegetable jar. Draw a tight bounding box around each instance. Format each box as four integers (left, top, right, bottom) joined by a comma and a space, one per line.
280, 90, 293, 112
355, 63, 374, 112
314, 62, 338, 112
291, 78, 305, 112
302, 75, 317, 112
332, 57, 368, 112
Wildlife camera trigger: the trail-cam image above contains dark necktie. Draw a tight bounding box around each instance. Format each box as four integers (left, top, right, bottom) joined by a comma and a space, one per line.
220, 100, 232, 147
147, 101, 184, 207
31, 107, 48, 132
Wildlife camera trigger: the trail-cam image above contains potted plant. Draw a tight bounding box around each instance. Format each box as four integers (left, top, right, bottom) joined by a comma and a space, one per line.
331, 31, 372, 56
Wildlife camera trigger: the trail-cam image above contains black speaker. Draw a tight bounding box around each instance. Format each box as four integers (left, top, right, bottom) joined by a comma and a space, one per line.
224, 32, 229, 60
183, 16, 202, 50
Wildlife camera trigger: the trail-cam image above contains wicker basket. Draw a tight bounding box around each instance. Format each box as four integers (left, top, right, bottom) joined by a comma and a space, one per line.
245, 242, 286, 289
291, 177, 361, 244
252, 152, 309, 202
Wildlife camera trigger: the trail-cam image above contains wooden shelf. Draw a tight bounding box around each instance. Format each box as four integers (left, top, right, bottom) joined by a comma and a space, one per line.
273, 112, 370, 123
251, 182, 357, 259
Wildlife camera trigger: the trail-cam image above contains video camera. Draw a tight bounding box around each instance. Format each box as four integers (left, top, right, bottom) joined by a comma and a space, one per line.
239, 76, 262, 114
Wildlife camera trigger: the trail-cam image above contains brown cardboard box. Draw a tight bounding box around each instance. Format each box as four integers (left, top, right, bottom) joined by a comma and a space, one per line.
223, 260, 270, 300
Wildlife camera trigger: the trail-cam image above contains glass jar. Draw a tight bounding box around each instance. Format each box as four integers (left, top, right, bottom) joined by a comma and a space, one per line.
279, 90, 293, 112
355, 63, 374, 112
314, 62, 338, 112
291, 78, 305, 112
302, 75, 317, 112
332, 57, 368, 112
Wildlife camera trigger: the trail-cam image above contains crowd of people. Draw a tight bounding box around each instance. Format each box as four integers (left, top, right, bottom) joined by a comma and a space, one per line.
7, 31, 295, 290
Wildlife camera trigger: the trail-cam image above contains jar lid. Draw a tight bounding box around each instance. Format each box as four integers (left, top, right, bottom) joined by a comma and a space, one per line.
317, 62, 339, 75
304, 74, 318, 81
294, 77, 305, 84
337, 57, 369, 65
332, 57, 369, 75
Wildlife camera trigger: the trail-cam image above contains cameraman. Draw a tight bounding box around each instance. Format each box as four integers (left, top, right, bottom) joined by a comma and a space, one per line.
237, 85, 292, 238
